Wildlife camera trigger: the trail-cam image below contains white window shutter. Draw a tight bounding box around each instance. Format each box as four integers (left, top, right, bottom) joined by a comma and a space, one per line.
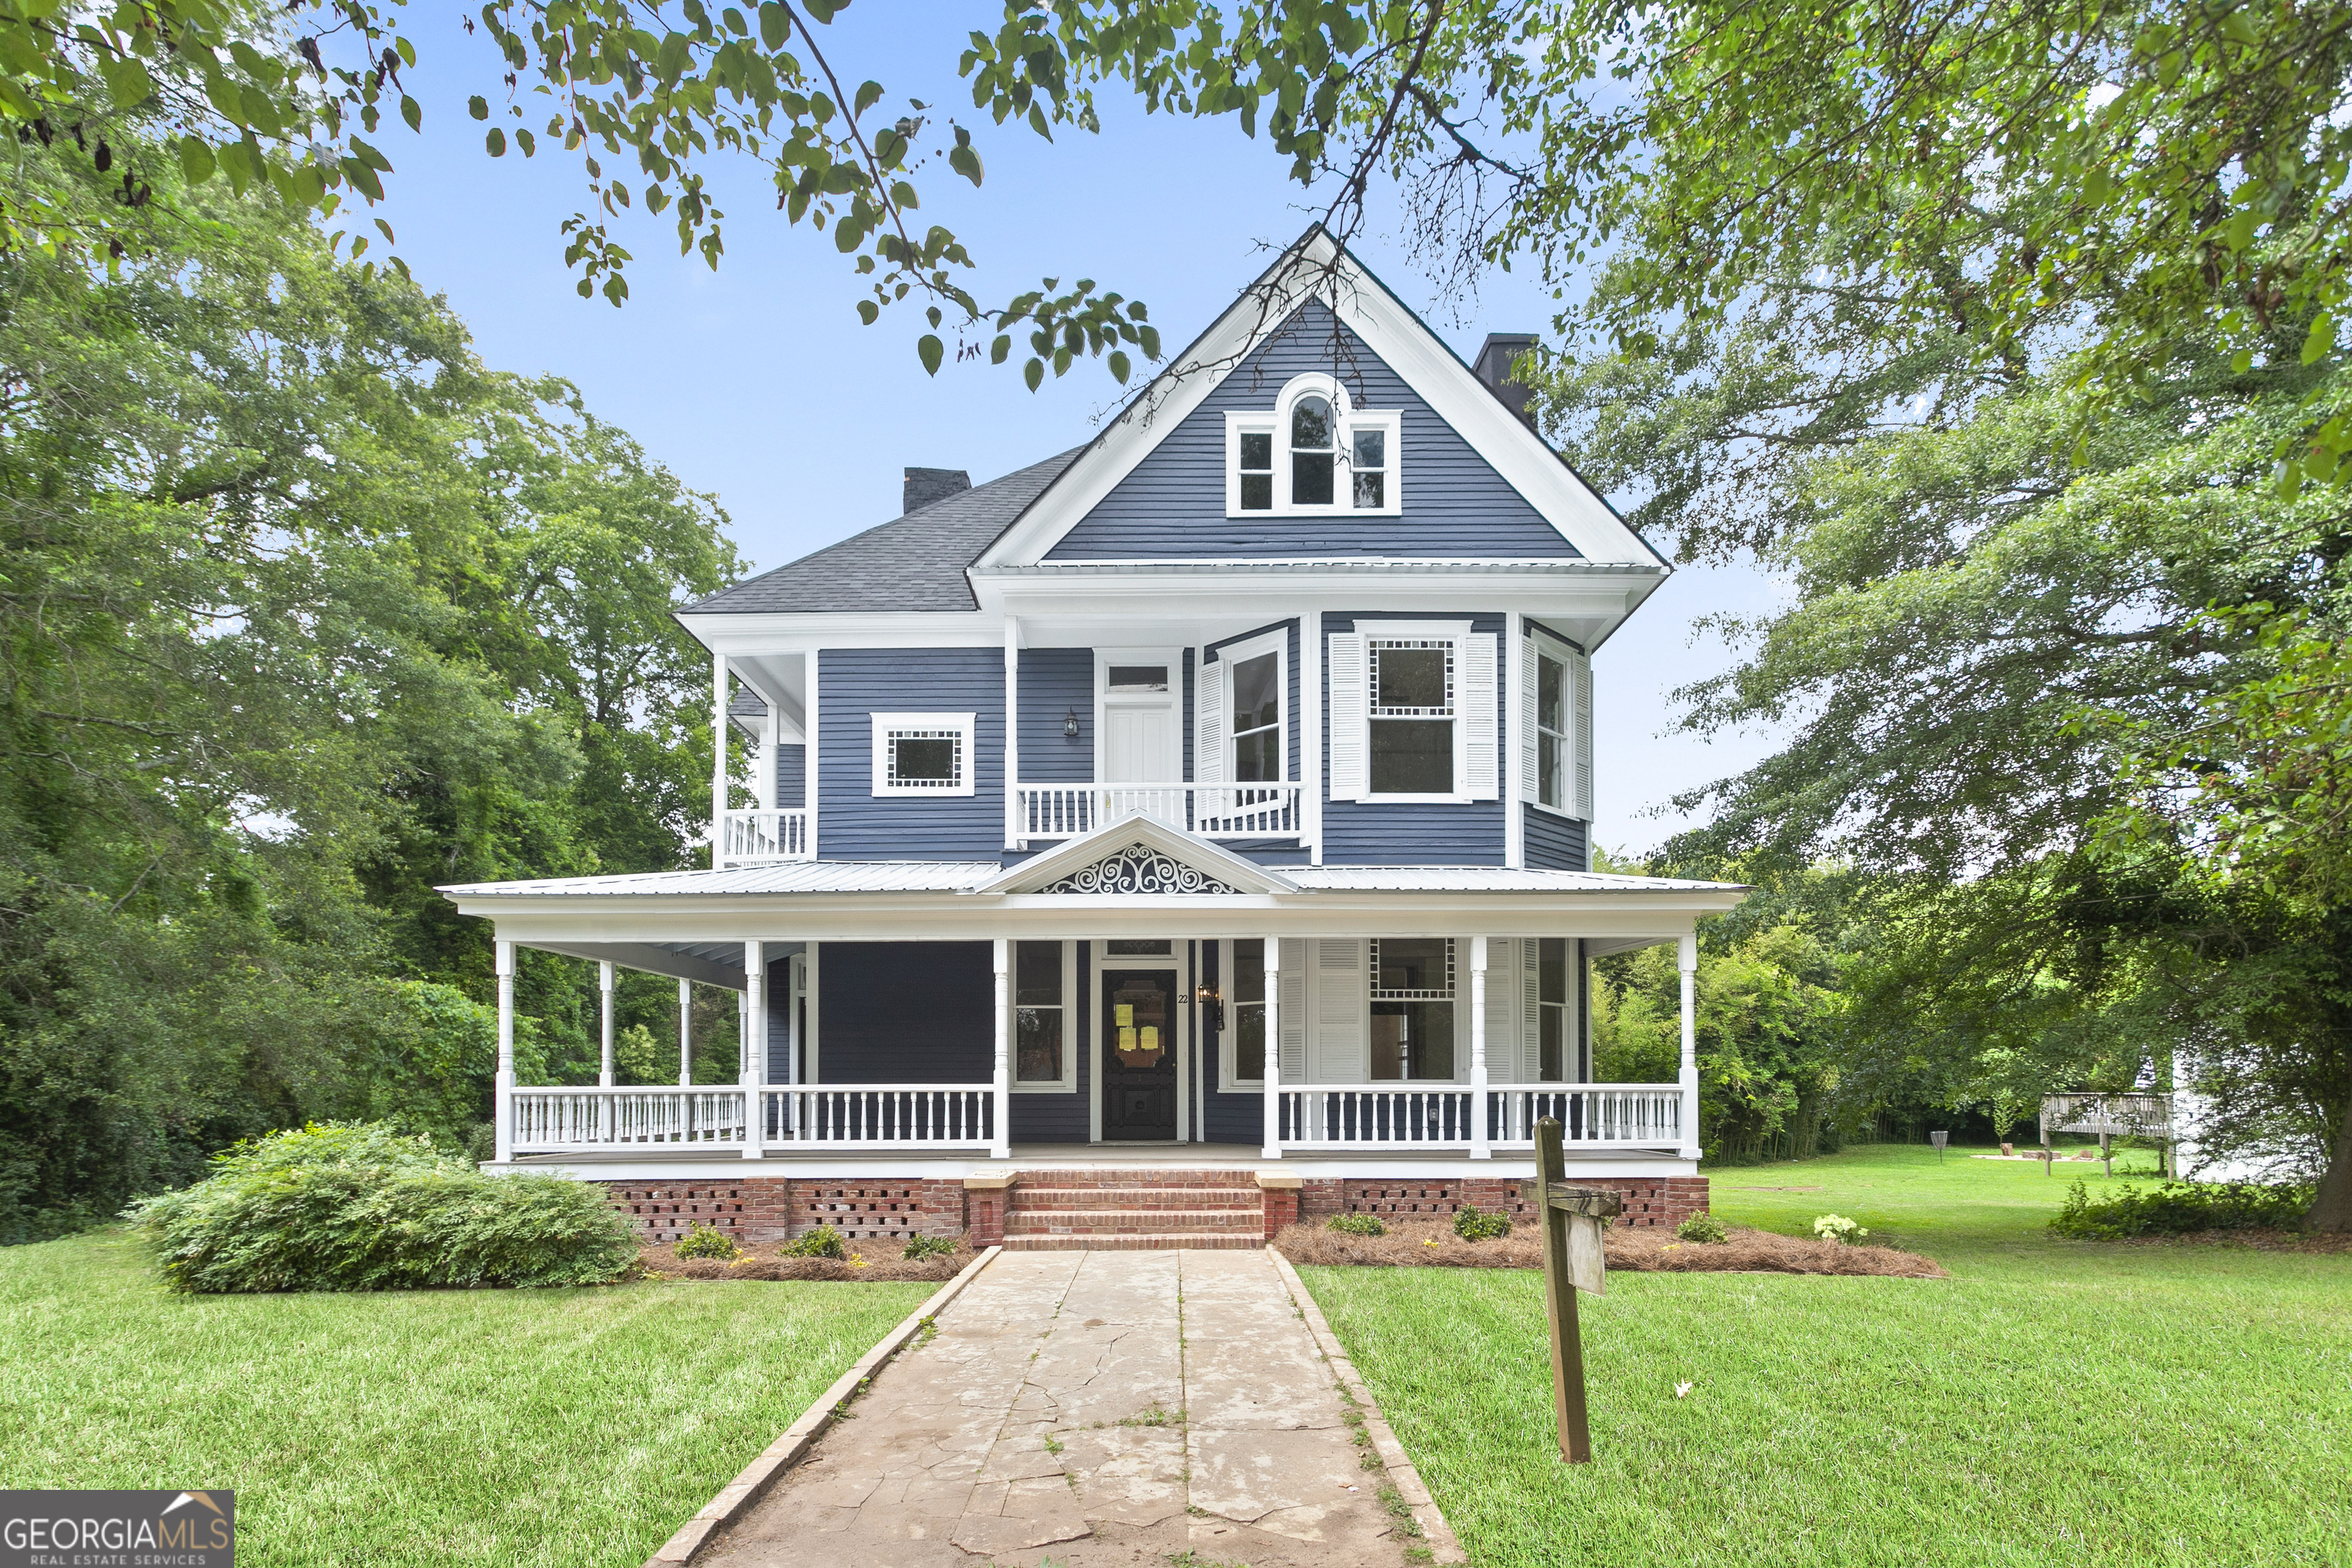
1313, 939, 1365, 1082
1484, 938, 1521, 1082
1568, 939, 1586, 1083
1462, 632, 1499, 800
1327, 633, 1367, 801
1524, 949, 1543, 1080
1279, 962, 1306, 1080
1519, 637, 1540, 804
1571, 647, 1594, 820
1194, 655, 1225, 786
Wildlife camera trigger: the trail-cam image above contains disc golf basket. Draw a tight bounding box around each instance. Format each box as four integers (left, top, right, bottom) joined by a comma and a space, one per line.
2038, 1093, 2175, 1178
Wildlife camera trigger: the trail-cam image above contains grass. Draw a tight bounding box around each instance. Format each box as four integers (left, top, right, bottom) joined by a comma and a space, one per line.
0, 1228, 931, 1568
1299, 1143, 2352, 1568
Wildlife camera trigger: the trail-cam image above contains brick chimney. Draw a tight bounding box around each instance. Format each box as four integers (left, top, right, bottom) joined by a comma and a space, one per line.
1472, 334, 1540, 431
903, 466, 972, 515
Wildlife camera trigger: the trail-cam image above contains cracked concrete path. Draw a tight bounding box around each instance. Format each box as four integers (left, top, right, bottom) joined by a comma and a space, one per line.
698, 1250, 1424, 1568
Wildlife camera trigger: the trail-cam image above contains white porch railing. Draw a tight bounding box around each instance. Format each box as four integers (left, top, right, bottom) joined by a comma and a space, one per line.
511, 1086, 747, 1152
761, 1085, 995, 1148
718, 808, 812, 864
1013, 782, 1302, 844
1274, 1083, 1687, 1152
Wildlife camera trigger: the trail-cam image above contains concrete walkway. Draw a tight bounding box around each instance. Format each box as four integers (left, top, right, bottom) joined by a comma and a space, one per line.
699, 1250, 1429, 1567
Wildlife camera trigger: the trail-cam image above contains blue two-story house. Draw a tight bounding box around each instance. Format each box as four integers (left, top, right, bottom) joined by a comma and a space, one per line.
442, 230, 1745, 1250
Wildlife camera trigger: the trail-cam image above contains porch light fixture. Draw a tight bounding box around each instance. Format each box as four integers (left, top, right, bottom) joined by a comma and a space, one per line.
1063, 707, 1081, 738
1195, 982, 1223, 1034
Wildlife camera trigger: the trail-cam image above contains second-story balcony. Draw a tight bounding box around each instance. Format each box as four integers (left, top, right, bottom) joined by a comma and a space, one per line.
720, 808, 812, 864
1013, 782, 1302, 847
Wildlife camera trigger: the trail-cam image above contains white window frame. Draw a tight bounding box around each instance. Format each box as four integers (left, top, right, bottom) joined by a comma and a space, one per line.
1223, 373, 1403, 518
1530, 627, 1575, 818
1217, 937, 1269, 1090
1008, 938, 1077, 1093
1214, 628, 1289, 786
1362, 619, 1472, 804
869, 711, 975, 796
1367, 936, 1462, 1084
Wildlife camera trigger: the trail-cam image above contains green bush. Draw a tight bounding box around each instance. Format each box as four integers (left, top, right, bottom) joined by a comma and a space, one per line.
673, 1222, 740, 1260
126, 1122, 639, 1292
1327, 1214, 1387, 1237
2050, 1178, 2315, 1240
1676, 1210, 1730, 1244
901, 1233, 957, 1262
782, 1226, 848, 1259
1453, 1206, 1512, 1242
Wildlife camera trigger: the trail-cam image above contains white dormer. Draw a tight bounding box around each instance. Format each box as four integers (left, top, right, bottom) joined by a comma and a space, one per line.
1223, 373, 1403, 518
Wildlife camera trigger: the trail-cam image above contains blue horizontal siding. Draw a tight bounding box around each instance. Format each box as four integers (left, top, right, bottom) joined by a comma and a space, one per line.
773, 743, 805, 809
1524, 804, 1589, 872
1048, 301, 1578, 560
1018, 648, 1094, 783
818, 647, 1004, 860
1318, 610, 1508, 866
815, 942, 992, 1083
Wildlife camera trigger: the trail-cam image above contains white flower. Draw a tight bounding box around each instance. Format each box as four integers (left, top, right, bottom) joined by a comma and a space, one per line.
1674, 1381, 1694, 1399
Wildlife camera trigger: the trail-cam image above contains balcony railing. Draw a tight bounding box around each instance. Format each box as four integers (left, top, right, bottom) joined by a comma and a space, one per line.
1273, 1083, 1687, 1152
508, 1083, 992, 1153
1014, 782, 1302, 844
719, 808, 812, 864
511, 1086, 747, 1152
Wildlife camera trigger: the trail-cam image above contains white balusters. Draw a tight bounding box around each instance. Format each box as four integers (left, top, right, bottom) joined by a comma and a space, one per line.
718, 808, 812, 862
1011, 782, 1302, 844
1266, 1083, 1686, 1152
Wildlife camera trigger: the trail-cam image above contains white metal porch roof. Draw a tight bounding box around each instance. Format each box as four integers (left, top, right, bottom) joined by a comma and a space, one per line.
436, 861, 1746, 899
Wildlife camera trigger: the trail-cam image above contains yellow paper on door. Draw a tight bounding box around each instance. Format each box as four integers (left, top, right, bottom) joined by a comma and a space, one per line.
1140, 1026, 1158, 1052
1115, 1004, 1134, 1027
1119, 1027, 1137, 1051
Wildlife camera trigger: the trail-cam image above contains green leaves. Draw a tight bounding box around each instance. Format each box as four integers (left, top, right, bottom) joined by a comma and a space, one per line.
917, 333, 943, 374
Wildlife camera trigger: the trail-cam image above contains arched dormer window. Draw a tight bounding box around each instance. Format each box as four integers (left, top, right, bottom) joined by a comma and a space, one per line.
1224, 374, 1402, 518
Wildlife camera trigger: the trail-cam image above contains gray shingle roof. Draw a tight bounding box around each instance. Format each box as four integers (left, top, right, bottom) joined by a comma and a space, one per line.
687, 449, 1081, 614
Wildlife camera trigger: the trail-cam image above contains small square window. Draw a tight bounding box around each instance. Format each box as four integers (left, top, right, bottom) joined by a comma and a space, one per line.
871, 712, 975, 795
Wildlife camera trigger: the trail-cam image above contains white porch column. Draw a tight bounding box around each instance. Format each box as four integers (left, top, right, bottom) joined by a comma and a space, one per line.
493, 940, 515, 1164
598, 960, 617, 1087
990, 938, 1011, 1159
711, 651, 730, 866
1003, 617, 1021, 851
678, 977, 693, 1086
741, 941, 765, 1160
1262, 936, 1283, 1159
1469, 936, 1491, 1159
1678, 932, 1703, 1160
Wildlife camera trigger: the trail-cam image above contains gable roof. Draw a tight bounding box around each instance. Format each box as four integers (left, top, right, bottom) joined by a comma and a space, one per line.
975, 815, 1299, 896
976, 229, 1665, 572
687, 449, 1080, 614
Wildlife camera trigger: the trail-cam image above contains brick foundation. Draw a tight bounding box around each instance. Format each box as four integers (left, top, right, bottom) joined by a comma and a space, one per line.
597, 1168, 1710, 1250
599, 1178, 967, 1246
1301, 1174, 1709, 1230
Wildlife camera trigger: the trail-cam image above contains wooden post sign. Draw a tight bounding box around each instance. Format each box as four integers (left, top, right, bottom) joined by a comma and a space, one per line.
1535, 1116, 1622, 1465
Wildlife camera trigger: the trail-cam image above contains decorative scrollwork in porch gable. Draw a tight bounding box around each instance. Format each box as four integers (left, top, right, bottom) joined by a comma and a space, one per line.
1041, 843, 1242, 895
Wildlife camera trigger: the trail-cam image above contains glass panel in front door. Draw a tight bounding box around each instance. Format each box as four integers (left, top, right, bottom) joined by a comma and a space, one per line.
1101, 969, 1178, 1139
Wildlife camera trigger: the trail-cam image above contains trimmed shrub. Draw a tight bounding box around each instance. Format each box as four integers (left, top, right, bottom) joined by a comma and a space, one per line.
1327, 1214, 1387, 1237
674, 1222, 740, 1260
1453, 1206, 1512, 1242
782, 1225, 848, 1259
1812, 1213, 1870, 1245
2050, 1178, 2314, 1240
1676, 1210, 1730, 1244
127, 1122, 639, 1292
901, 1233, 957, 1262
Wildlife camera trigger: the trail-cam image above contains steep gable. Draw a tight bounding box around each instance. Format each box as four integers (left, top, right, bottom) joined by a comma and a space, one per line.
1047, 301, 1576, 560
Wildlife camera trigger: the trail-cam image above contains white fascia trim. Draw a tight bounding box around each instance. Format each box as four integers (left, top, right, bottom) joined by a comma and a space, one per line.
677, 611, 999, 655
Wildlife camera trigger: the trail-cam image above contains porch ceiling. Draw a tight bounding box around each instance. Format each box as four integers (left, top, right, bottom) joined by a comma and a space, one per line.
518, 938, 804, 989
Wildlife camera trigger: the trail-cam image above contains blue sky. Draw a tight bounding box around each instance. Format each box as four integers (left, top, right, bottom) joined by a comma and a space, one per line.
368, 2, 1781, 851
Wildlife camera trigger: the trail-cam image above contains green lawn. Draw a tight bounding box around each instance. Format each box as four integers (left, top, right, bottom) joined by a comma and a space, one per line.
0, 1230, 929, 1568
1303, 1144, 2352, 1568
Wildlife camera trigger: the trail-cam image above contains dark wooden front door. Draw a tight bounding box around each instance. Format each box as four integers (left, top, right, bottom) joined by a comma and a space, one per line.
1101, 969, 1178, 1140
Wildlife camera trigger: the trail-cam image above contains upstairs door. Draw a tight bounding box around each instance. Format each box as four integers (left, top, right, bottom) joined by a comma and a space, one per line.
1097, 651, 1182, 828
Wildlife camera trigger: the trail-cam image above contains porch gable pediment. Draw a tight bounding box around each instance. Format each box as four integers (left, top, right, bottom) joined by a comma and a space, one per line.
977, 815, 1297, 897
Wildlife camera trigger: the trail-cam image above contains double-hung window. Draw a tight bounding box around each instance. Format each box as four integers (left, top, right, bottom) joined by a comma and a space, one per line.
1225, 374, 1401, 517
870, 712, 975, 796
1218, 629, 1285, 783
1537, 937, 1570, 1081
1536, 644, 1570, 812
1369, 937, 1455, 1081
1012, 939, 1074, 1091
1223, 938, 1266, 1086
1370, 639, 1454, 795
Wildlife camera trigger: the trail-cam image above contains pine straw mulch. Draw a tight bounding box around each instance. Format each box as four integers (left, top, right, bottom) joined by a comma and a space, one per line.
639, 1238, 978, 1283
1273, 1217, 1946, 1278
